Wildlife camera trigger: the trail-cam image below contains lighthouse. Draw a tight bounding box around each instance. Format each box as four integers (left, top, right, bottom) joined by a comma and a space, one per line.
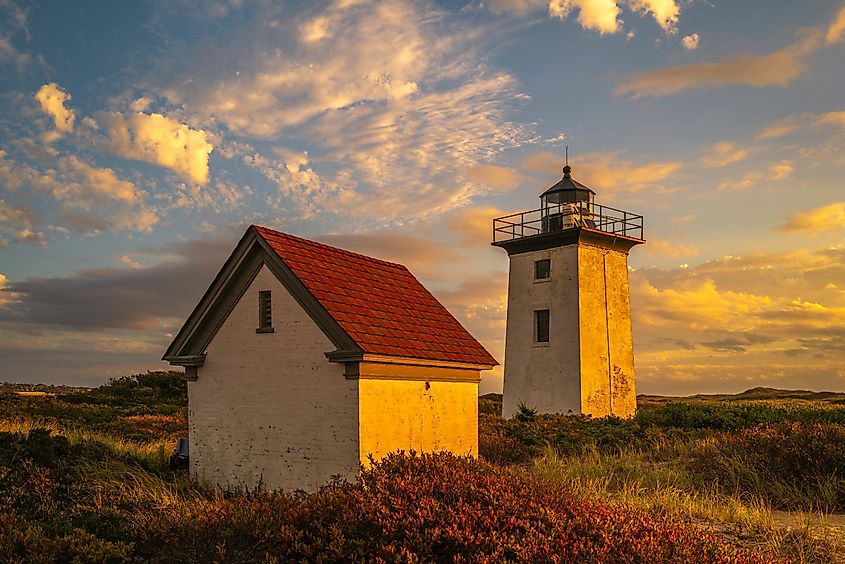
492, 163, 645, 419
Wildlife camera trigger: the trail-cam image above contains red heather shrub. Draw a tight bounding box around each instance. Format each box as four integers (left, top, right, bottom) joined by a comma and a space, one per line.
137, 453, 772, 563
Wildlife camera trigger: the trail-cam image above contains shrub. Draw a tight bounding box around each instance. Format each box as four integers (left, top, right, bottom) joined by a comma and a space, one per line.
137, 452, 771, 562
635, 401, 845, 432
688, 422, 845, 512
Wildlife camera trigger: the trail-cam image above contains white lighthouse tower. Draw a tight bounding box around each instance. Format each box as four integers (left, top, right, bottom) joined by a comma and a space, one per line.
492, 163, 645, 419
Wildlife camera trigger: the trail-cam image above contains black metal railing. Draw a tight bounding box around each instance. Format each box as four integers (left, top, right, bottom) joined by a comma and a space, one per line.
492, 202, 644, 244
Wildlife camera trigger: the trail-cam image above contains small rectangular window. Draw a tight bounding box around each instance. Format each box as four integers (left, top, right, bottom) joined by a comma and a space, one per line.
535, 309, 550, 343
257, 290, 273, 333
534, 259, 551, 280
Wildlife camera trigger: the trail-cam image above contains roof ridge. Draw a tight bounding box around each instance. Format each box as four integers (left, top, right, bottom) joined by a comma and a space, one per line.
253, 225, 407, 271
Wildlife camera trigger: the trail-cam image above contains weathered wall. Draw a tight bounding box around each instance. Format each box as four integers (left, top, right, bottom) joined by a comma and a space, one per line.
502, 245, 581, 418
188, 264, 359, 492
577, 244, 637, 418
501, 240, 637, 419
358, 374, 478, 463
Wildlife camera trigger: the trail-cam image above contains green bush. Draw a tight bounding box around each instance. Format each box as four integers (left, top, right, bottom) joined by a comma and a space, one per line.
635, 401, 845, 431
688, 422, 845, 512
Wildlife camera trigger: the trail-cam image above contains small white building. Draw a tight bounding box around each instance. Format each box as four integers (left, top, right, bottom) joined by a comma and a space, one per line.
163, 225, 497, 491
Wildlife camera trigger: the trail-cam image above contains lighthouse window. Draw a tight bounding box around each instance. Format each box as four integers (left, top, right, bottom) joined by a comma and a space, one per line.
534, 309, 550, 343
534, 259, 551, 280
256, 290, 274, 333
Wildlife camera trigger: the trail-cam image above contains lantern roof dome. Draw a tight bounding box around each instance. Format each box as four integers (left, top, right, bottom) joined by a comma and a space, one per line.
540, 164, 595, 198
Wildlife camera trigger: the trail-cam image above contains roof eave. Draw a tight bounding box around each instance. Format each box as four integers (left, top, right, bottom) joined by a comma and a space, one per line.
325, 351, 497, 371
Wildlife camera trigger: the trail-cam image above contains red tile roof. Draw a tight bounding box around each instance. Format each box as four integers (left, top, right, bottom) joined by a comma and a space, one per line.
254, 225, 497, 367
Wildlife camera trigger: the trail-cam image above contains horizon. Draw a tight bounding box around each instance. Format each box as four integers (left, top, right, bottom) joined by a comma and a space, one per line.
2, 0, 845, 395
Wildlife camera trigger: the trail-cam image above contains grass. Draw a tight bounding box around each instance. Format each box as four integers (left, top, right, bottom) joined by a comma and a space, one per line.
1, 375, 844, 561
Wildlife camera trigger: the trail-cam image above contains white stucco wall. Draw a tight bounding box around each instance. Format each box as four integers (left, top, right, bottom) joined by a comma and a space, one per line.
502, 245, 581, 418
188, 264, 359, 492
501, 241, 637, 419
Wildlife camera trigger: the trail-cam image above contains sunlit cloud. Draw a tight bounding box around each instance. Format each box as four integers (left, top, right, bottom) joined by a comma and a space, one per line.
0, 151, 157, 237
779, 202, 845, 234
35, 83, 75, 133
616, 33, 821, 98
681, 32, 699, 50
816, 110, 845, 129
462, 164, 521, 191
102, 112, 213, 185
827, 4, 845, 44
631, 245, 845, 392
489, 0, 681, 34
448, 206, 508, 246
522, 150, 681, 195
757, 115, 803, 139
701, 141, 755, 168
628, 0, 679, 33
643, 238, 698, 258
549, 0, 622, 35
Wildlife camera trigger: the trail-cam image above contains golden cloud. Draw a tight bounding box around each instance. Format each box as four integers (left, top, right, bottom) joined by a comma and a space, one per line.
628, 0, 679, 32
103, 113, 213, 185
448, 206, 508, 246
682, 33, 699, 50
643, 239, 698, 258
701, 141, 754, 167
756, 115, 802, 139
779, 202, 845, 234
816, 111, 845, 129
522, 151, 681, 195
35, 83, 75, 133
827, 5, 845, 44
462, 164, 521, 191
615, 34, 820, 98
549, 0, 621, 34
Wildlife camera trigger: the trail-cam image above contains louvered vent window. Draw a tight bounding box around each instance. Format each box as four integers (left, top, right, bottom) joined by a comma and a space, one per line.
257, 290, 274, 333
535, 309, 550, 344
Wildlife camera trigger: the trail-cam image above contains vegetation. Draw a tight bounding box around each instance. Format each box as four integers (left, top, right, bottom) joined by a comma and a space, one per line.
0, 375, 843, 561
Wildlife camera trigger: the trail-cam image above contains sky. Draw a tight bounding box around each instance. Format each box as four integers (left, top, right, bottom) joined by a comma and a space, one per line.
1, 0, 845, 395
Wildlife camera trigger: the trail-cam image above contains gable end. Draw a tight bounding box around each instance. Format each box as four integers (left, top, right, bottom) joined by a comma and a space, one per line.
163, 226, 361, 367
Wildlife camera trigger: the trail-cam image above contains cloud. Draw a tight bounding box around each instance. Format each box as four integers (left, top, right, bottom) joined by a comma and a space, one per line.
681, 32, 699, 50
462, 164, 520, 191
768, 160, 795, 181
701, 141, 753, 168
549, 0, 621, 34
158, 0, 526, 223
448, 206, 507, 247
670, 214, 696, 225
35, 83, 75, 133
628, 0, 679, 33
827, 5, 845, 44
102, 112, 213, 185
816, 110, 845, 129
521, 150, 681, 195
489, 0, 681, 34
316, 231, 462, 277
0, 199, 44, 247
779, 202, 845, 234
0, 238, 235, 330
0, 151, 158, 237
716, 160, 795, 191
615, 34, 821, 98
644, 238, 698, 258
757, 115, 802, 139
631, 245, 845, 393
